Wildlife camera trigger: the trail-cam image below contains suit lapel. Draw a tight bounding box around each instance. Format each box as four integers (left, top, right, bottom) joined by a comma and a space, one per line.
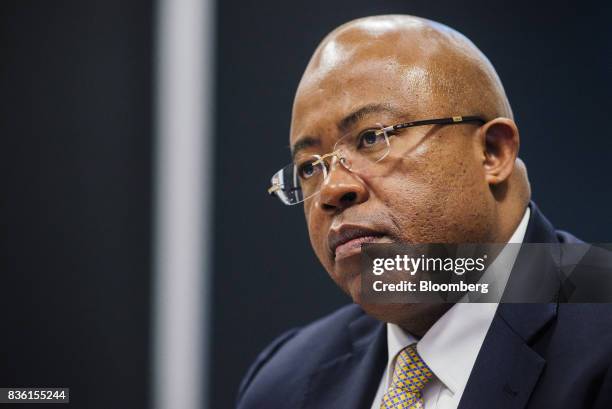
460, 203, 560, 409
303, 312, 386, 409
458, 304, 556, 409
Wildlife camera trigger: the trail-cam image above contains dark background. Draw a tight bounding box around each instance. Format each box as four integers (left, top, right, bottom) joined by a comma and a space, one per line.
1, 1, 152, 408
1, 1, 611, 409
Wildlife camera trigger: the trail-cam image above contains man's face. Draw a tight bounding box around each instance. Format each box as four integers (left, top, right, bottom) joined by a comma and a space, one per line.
290, 38, 496, 304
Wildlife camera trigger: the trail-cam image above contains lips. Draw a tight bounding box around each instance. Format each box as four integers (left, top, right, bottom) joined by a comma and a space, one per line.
328, 225, 386, 260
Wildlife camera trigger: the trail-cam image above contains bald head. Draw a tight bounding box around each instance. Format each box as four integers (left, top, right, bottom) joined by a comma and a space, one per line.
296, 15, 512, 125
290, 15, 530, 329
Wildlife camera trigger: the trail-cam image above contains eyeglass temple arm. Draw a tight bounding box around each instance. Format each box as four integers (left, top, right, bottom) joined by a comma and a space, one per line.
268, 184, 303, 198
268, 185, 281, 195
378, 116, 486, 134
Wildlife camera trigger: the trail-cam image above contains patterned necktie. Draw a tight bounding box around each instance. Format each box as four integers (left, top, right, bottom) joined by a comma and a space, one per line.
380, 343, 434, 409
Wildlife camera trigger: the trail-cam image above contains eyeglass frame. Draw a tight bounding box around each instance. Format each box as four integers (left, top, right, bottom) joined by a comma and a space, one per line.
267, 115, 486, 203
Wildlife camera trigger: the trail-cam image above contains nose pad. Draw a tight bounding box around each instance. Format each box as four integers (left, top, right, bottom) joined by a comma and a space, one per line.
339, 155, 351, 170
323, 150, 351, 173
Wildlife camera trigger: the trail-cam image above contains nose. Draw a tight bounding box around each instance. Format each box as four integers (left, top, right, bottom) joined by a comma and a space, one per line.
317, 158, 368, 212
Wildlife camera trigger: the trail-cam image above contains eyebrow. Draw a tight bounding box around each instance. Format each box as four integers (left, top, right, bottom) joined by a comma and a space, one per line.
290, 103, 403, 160
291, 136, 320, 160
338, 103, 402, 132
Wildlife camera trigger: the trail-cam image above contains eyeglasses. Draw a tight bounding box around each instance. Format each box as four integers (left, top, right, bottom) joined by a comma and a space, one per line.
268, 115, 485, 205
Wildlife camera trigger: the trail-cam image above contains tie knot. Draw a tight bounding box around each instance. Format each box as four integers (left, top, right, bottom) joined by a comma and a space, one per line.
390, 343, 434, 394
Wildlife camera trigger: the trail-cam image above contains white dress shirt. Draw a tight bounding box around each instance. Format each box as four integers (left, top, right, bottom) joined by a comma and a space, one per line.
370, 208, 531, 409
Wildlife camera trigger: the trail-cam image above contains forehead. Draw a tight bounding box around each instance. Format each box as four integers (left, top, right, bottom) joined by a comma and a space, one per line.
291, 63, 434, 146
290, 36, 443, 145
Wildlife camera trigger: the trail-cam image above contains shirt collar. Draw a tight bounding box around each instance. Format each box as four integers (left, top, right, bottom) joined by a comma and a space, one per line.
383, 207, 531, 395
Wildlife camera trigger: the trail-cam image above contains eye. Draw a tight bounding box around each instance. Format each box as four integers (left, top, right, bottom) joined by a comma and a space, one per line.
297, 160, 321, 180
358, 130, 385, 148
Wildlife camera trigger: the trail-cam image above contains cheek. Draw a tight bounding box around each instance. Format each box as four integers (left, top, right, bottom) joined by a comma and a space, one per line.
372, 139, 491, 242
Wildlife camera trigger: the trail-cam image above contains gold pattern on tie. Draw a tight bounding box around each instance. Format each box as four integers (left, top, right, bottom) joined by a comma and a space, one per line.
380, 344, 434, 409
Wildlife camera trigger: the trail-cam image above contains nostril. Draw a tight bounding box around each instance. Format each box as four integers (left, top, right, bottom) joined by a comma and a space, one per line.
321, 191, 357, 212
340, 191, 357, 203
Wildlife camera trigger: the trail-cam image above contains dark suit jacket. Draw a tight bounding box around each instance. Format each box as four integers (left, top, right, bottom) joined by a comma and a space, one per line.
237, 203, 612, 409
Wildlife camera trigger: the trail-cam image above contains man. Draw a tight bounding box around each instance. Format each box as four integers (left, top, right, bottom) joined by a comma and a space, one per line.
237, 15, 612, 409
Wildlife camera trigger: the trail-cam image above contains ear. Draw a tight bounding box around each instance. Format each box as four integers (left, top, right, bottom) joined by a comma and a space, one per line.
478, 118, 520, 185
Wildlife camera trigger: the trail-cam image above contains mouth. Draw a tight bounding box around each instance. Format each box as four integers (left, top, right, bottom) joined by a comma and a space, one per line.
328, 225, 388, 261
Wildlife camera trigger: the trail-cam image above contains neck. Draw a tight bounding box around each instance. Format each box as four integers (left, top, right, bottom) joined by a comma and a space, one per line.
495, 199, 528, 243
396, 303, 453, 337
